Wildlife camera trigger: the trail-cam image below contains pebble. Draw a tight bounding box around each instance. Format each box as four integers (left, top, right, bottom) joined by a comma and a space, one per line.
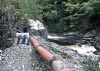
0, 56, 4, 61
99, 62, 100, 68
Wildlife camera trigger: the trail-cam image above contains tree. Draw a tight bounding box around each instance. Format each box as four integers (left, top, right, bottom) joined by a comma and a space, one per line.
37, 0, 100, 34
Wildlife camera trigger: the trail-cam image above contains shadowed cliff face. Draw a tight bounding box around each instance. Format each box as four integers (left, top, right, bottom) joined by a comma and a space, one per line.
84, 14, 100, 34
0, 13, 14, 49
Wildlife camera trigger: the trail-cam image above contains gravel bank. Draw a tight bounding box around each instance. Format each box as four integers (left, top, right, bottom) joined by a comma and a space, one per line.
1, 36, 98, 71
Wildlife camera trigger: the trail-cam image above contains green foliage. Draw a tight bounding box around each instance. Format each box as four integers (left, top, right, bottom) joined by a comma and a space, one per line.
83, 58, 100, 71
38, 0, 100, 33
52, 48, 59, 54
0, 0, 100, 34
0, 0, 42, 27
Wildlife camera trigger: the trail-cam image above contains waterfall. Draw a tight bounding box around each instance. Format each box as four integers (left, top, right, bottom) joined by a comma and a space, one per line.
28, 19, 48, 37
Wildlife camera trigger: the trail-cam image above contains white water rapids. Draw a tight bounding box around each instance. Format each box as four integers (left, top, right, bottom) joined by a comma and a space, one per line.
28, 19, 97, 56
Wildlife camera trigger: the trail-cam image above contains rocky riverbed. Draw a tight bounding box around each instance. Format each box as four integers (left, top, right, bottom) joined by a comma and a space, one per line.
0, 18, 100, 71
0, 35, 100, 71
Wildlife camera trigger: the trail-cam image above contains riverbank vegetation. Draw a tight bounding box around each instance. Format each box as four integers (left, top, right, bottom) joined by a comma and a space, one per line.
1, 0, 100, 34
37, 0, 100, 34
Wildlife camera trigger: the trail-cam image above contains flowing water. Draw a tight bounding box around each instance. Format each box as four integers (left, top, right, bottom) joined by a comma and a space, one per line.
0, 19, 99, 71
